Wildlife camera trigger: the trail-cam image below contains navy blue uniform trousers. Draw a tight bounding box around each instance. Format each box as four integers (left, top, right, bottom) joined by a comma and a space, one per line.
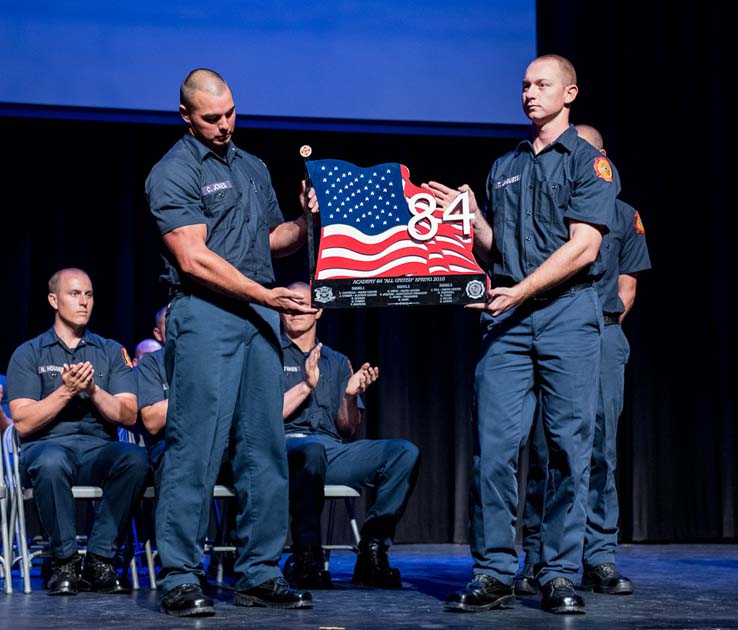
21, 434, 149, 559
521, 320, 629, 569
470, 287, 602, 586
285, 434, 419, 548
155, 294, 288, 593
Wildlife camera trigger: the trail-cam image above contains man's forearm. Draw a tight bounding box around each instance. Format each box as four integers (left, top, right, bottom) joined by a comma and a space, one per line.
9, 388, 76, 437
515, 224, 602, 299
90, 387, 138, 427
336, 395, 362, 438
283, 381, 313, 419
141, 400, 168, 435
270, 216, 307, 258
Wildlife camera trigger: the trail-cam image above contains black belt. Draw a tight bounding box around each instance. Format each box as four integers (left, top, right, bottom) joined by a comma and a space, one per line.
531, 281, 592, 302
603, 312, 621, 326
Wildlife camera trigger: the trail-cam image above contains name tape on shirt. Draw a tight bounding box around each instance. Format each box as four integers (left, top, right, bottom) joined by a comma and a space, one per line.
201, 180, 233, 196
495, 174, 521, 189
37, 365, 63, 374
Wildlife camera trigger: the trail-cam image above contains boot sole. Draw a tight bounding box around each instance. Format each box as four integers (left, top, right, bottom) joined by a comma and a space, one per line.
581, 579, 633, 595
588, 583, 633, 595
48, 589, 78, 596
160, 603, 216, 617
233, 592, 313, 609
444, 594, 515, 612
543, 602, 586, 614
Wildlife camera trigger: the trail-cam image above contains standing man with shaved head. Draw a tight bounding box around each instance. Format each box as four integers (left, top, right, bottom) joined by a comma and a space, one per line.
515, 123, 651, 598
429, 55, 618, 615
145, 68, 318, 617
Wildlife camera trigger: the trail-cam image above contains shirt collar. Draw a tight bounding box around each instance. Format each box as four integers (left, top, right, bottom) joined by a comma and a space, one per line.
40, 326, 98, 349
280, 333, 320, 354
182, 133, 240, 164
516, 124, 578, 155
280, 333, 293, 350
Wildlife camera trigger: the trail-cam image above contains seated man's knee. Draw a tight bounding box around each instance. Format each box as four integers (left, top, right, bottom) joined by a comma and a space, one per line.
391, 440, 420, 474
288, 442, 328, 477
23, 445, 74, 483
112, 444, 151, 482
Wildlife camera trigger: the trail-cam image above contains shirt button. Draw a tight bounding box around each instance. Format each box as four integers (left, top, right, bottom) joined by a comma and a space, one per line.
525, 236, 531, 241
526, 210, 532, 215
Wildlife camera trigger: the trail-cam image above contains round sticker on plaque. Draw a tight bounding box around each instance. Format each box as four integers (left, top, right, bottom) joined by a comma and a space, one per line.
313, 286, 335, 303
465, 280, 485, 300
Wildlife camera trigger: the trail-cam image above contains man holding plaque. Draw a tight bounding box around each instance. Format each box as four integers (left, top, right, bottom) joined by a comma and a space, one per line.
515, 124, 651, 597
145, 68, 317, 617
428, 55, 617, 615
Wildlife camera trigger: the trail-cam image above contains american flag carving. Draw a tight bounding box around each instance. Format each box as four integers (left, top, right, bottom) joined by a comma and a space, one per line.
306, 159, 484, 280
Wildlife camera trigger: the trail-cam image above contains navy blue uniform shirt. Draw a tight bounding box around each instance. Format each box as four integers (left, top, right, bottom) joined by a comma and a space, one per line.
134, 348, 168, 450
484, 125, 619, 282
596, 200, 652, 315
145, 133, 285, 290
281, 335, 362, 441
6, 328, 135, 443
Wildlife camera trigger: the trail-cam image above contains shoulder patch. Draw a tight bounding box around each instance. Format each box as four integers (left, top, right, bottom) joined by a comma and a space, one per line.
634, 211, 646, 234
593, 156, 613, 183
121, 347, 133, 368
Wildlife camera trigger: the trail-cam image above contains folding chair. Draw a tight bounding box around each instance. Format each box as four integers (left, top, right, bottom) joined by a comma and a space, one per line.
278, 484, 361, 572
3, 425, 140, 592
322, 484, 361, 570
142, 484, 362, 586
0, 431, 12, 593
140, 486, 158, 588
206, 485, 362, 579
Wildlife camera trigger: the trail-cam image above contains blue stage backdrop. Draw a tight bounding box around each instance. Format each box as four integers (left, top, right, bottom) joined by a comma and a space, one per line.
1, 0, 535, 127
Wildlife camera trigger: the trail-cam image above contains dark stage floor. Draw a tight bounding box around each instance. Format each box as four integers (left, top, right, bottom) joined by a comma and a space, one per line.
1, 543, 737, 629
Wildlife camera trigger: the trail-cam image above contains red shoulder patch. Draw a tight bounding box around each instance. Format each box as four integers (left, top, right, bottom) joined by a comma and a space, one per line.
121, 347, 133, 368
593, 156, 613, 182
634, 211, 645, 234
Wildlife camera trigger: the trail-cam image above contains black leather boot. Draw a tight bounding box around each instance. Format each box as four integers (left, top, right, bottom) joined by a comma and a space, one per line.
80, 553, 131, 594
160, 583, 216, 617
513, 563, 539, 595
283, 546, 333, 589
445, 574, 515, 612
541, 577, 586, 614
234, 577, 313, 608
352, 539, 402, 588
47, 553, 83, 596
581, 562, 633, 594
